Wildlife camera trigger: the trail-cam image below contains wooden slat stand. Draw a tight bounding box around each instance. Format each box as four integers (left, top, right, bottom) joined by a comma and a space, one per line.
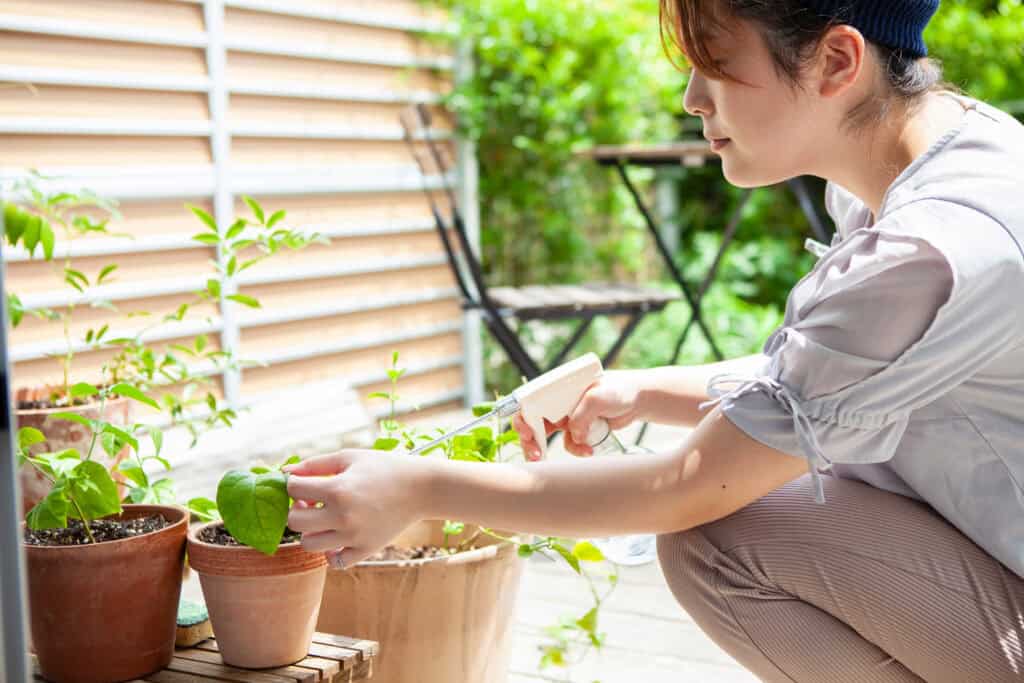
31, 632, 378, 683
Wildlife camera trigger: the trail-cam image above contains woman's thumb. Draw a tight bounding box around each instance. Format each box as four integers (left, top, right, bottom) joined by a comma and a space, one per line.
568, 390, 602, 444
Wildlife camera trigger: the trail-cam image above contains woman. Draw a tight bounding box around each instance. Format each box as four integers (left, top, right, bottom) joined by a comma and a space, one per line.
284, 1, 1024, 680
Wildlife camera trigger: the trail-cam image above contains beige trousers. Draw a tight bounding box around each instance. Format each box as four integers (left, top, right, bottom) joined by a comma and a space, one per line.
657, 475, 1024, 682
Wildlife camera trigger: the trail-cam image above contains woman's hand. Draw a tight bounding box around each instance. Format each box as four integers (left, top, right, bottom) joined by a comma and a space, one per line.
513, 369, 642, 460
283, 450, 431, 569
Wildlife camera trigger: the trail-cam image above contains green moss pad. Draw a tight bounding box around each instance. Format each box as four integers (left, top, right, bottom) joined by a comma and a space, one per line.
177, 598, 209, 627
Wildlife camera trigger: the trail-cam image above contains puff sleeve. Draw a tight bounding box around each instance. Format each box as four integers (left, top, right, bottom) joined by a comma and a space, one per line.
699, 209, 1020, 504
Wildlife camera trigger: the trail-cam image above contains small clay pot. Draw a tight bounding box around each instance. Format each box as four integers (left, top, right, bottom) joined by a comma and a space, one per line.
187, 521, 327, 669
17, 395, 134, 517
24, 504, 188, 683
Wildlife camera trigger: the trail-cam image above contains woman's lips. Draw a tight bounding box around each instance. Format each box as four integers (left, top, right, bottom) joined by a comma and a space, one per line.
710, 138, 731, 152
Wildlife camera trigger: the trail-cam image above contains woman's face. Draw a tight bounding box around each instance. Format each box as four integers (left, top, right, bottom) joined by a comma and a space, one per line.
683, 17, 826, 187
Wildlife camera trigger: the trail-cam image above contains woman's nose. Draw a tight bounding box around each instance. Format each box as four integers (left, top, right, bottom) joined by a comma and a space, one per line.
683, 72, 713, 117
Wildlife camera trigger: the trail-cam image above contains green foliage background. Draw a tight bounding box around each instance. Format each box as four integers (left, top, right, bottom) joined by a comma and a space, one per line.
443, 0, 1024, 392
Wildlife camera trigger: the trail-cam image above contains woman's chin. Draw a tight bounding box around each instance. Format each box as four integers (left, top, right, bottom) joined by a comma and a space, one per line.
721, 159, 792, 189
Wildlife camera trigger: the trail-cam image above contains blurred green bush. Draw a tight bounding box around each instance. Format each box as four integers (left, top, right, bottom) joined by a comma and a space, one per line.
442, 0, 1024, 392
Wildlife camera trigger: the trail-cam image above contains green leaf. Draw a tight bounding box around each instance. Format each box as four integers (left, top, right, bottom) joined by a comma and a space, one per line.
552, 542, 581, 574
67, 460, 122, 521
189, 206, 218, 233
26, 484, 70, 531
97, 264, 117, 284
280, 455, 301, 468
575, 607, 598, 633
472, 402, 496, 417
226, 294, 260, 308
70, 382, 99, 398
367, 391, 391, 400
226, 255, 237, 276
100, 431, 120, 459
110, 383, 160, 410
518, 543, 535, 558
195, 334, 208, 353
100, 423, 139, 454
188, 496, 220, 522
149, 478, 176, 504
443, 520, 465, 536
64, 267, 88, 292
18, 427, 47, 451
39, 219, 55, 260
250, 465, 271, 474
572, 540, 605, 562
225, 219, 247, 240
216, 469, 290, 556
4, 201, 27, 246
373, 437, 401, 451
118, 460, 149, 488
8, 293, 24, 327
145, 455, 172, 471
265, 209, 286, 228
497, 430, 519, 446
149, 426, 164, 457
192, 233, 220, 245
243, 196, 265, 224
40, 449, 82, 479
22, 215, 41, 257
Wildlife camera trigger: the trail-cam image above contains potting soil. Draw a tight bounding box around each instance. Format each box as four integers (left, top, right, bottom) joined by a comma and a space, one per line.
23, 514, 169, 545
199, 524, 303, 546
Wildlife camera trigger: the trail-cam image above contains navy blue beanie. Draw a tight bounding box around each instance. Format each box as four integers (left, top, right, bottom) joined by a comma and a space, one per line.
803, 0, 940, 58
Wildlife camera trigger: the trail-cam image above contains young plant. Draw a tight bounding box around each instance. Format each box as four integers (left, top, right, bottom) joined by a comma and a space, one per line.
189, 455, 302, 555
17, 381, 166, 542
368, 351, 619, 675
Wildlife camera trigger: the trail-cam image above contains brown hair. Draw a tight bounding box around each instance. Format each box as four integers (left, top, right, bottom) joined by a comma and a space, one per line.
659, 0, 953, 129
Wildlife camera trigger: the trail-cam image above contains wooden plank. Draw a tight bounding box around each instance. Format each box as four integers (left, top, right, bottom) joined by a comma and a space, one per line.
174, 648, 319, 682
147, 670, 220, 683
194, 639, 354, 674
311, 632, 379, 659
165, 655, 302, 682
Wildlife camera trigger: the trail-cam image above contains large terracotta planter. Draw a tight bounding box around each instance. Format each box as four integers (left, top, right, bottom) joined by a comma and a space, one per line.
17, 394, 134, 517
187, 521, 328, 669
24, 504, 188, 683
317, 520, 526, 683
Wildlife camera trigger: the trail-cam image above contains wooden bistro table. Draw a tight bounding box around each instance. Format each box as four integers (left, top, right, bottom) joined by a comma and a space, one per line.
31, 632, 379, 683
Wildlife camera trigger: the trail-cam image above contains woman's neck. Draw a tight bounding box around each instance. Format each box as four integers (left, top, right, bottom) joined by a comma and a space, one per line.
817, 92, 967, 220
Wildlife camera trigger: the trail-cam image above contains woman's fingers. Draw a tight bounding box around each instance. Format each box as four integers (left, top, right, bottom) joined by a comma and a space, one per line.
298, 529, 347, 553
286, 472, 340, 503
282, 451, 352, 477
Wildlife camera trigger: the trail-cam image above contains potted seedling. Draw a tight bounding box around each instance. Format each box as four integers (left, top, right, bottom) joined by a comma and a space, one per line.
185, 457, 328, 669
2, 173, 324, 517
17, 388, 189, 683
313, 353, 619, 683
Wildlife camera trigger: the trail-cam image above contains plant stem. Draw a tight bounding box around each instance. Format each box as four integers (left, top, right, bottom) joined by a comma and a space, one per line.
70, 497, 97, 545
83, 393, 107, 462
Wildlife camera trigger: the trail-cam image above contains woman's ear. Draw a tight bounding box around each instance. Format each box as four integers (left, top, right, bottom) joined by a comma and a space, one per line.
815, 25, 866, 99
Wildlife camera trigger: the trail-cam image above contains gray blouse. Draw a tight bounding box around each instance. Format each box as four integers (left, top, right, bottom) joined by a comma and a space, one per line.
699, 95, 1024, 579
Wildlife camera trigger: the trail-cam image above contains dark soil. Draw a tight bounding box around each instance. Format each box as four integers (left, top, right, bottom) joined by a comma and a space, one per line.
366, 544, 476, 561
200, 525, 303, 546
16, 385, 93, 411
23, 514, 169, 546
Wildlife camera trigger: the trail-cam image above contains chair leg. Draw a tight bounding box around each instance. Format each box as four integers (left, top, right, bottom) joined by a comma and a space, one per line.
546, 316, 595, 371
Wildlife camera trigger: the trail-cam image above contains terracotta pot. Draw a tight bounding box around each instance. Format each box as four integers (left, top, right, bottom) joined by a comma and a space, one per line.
17, 394, 134, 517
24, 504, 188, 683
317, 520, 527, 683
187, 521, 328, 669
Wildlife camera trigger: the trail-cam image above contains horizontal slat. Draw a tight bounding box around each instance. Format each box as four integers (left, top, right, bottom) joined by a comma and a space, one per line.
0, 118, 448, 141
225, 37, 453, 71
0, 65, 211, 92
17, 254, 448, 309
0, 165, 452, 200
229, 80, 441, 104
0, 15, 208, 47
2, 218, 438, 262
237, 287, 457, 329
0, 118, 212, 136
250, 319, 461, 366
9, 287, 459, 363
223, 0, 452, 34
231, 121, 450, 140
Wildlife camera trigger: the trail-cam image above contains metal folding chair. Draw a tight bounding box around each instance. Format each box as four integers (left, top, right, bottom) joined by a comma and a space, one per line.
399, 104, 677, 383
